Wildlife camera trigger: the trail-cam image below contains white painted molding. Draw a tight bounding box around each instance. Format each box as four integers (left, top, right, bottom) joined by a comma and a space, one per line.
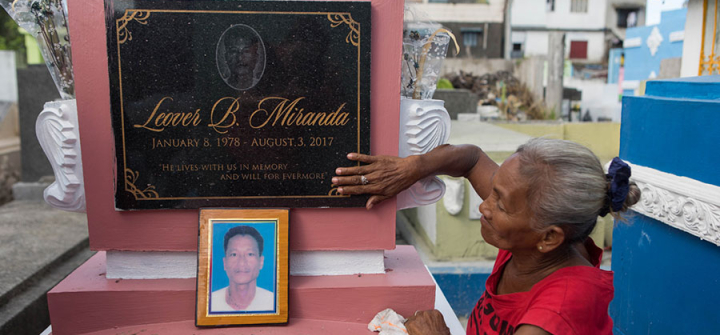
442, 177, 464, 215
614, 162, 720, 246
669, 30, 685, 42
397, 97, 451, 210
624, 37, 642, 48
106, 250, 386, 279
36, 99, 86, 212
621, 80, 640, 90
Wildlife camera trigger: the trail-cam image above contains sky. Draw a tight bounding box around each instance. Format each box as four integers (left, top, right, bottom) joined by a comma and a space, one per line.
645, 0, 688, 25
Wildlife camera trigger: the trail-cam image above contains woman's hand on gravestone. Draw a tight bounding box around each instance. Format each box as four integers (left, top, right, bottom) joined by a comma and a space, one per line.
405, 310, 451, 335
333, 153, 423, 209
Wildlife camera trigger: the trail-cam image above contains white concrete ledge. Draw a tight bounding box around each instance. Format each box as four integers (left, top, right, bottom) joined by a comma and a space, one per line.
107, 251, 197, 279
289, 250, 385, 276
621, 80, 640, 90
106, 250, 386, 279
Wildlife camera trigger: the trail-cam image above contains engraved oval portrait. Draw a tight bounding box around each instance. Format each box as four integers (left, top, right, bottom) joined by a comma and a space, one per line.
216, 24, 266, 91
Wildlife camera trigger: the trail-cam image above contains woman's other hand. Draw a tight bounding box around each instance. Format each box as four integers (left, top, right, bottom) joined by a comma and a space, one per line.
405, 310, 451, 335
333, 153, 422, 210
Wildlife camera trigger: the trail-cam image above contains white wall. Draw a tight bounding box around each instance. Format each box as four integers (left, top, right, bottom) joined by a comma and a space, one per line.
647, 0, 687, 25
0, 51, 18, 103
547, 0, 607, 29
416, 203, 437, 245
513, 0, 607, 29
511, 0, 548, 27
565, 77, 622, 121
409, 0, 506, 23
523, 31, 550, 56
681, 0, 703, 77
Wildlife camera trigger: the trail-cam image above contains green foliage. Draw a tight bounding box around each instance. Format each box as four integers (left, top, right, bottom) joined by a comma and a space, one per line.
437, 78, 453, 90
547, 108, 557, 120
0, 9, 26, 64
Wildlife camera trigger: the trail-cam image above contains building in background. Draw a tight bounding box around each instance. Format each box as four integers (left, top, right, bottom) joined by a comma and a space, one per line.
511, 0, 645, 63
621, 8, 686, 95
405, 0, 507, 58
606, 0, 647, 42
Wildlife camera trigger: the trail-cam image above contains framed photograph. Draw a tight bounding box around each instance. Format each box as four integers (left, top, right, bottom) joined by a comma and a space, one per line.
196, 209, 289, 326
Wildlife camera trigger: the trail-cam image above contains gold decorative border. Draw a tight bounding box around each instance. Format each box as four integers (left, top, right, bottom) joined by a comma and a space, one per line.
328, 185, 341, 196
327, 13, 360, 46
117, 10, 151, 45
124, 168, 159, 199
116, 9, 363, 200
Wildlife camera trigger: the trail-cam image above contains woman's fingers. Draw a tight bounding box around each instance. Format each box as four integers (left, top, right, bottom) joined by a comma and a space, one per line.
347, 152, 377, 163
332, 175, 367, 186
334, 153, 413, 210
337, 184, 378, 195
335, 165, 370, 176
337, 185, 361, 195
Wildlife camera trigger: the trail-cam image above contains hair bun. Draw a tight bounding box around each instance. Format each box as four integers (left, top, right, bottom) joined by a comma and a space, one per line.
623, 182, 641, 210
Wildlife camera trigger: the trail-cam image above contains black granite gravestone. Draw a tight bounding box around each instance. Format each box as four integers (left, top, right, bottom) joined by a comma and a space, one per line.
105, 0, 371, 209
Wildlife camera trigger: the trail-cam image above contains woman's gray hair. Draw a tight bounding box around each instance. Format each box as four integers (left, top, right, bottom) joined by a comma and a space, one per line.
515, 138, 640, 243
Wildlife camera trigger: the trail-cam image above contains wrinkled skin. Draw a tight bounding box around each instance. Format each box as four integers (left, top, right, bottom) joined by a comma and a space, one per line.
333, 153, 422, 209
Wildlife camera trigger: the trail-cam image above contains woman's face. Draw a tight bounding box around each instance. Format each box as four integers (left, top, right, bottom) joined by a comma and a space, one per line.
479, 154, 542, 251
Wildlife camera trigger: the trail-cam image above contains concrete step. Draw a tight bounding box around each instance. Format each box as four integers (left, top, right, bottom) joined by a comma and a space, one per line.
78, 318, 370, 335
48, 246, 436, 335
0, 247, 94, 335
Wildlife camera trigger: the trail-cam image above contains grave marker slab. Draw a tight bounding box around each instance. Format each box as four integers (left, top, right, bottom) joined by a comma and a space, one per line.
105, 0, 371, 209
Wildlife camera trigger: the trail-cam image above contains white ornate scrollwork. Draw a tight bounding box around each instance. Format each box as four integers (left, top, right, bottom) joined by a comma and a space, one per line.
616, 161, 720, 246
397, 97, 451, 210
36, 99, 86, 212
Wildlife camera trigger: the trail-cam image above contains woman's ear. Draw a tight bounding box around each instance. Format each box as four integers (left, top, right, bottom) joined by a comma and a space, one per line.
537, 226, 565, 253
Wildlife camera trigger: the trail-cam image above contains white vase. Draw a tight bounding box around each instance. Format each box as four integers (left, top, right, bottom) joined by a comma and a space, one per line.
397, 97, 451, 210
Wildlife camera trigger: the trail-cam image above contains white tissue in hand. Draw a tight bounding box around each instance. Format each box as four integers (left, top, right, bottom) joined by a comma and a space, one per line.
368, 308, 407, 334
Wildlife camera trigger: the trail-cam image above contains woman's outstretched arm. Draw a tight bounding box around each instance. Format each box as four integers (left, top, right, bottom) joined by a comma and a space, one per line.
333, 144, 499, 209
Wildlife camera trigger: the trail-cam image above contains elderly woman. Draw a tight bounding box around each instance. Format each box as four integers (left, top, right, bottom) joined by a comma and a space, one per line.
333, 138, 640, 335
